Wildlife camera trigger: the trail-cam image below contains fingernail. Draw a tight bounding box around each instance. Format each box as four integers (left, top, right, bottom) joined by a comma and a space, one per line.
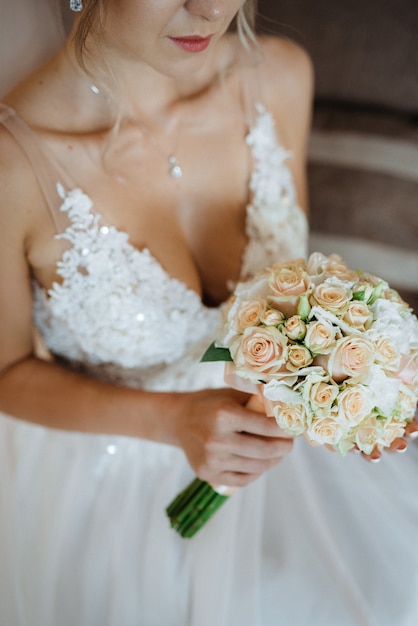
409, 430, 418, 439
396, 443, 408, 453
369, 455, 381, 463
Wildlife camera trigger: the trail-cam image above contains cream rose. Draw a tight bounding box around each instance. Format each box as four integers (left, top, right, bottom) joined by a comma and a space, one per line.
273, 402, 307, 436
309, 381, 339, 412
230, 326, 288, 381
307, 252, 358, 282
354, 417, 380, 455
285, 315, 307, 340
260, 308, 285, 326
336, 384, 374, 427
267, 264, 312, 317
310, 281, 352, 316
377, 419, 405, 448
304, 319, 338, 355
396, 387, 417, 420
286, 345, 313, 372
307, 417, 344, 446
373, 336, 401, 371
343, 302, 373, 331
235, 299, 267, 333
328, 336, 375, 382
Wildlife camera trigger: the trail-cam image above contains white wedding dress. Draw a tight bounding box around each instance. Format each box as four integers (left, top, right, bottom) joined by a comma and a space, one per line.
0, 101, 417, 626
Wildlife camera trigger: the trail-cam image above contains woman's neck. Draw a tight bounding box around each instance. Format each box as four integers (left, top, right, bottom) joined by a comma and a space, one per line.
63, 30, 238, 123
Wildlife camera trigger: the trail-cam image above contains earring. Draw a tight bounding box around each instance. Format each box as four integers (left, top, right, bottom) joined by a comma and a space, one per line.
70, 0, 83, 11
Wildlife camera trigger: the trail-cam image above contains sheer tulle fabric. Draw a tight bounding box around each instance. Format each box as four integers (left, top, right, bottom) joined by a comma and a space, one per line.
1, 415, 417, 626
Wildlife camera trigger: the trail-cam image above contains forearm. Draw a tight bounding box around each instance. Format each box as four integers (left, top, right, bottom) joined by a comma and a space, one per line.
0, 357, 183, 443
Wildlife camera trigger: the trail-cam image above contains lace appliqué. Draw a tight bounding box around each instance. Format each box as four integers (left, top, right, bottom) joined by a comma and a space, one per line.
241, 104, 308, 278
33, 184, 218, 375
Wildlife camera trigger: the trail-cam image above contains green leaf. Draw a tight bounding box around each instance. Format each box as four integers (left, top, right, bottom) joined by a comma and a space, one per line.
353, 290, 365, 301
200, 342, 233, 363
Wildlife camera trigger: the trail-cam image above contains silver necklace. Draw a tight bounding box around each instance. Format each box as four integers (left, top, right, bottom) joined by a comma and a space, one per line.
89, 83, 183, 179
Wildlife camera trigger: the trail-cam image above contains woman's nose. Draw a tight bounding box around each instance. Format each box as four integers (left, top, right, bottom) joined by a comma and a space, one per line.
184, 0, 226, 22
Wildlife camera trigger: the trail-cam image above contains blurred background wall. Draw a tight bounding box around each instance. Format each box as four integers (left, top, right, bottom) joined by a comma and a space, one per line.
258, 0, 418, 309
0, 0, 67, 96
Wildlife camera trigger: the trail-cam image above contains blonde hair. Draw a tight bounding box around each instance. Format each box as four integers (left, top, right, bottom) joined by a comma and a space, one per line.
72, 0, 102, 68
72, 0, 258, 65
235, 0, 258, 50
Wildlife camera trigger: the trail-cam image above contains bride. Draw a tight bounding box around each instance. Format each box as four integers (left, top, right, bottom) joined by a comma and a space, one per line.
0, 1, 417, 625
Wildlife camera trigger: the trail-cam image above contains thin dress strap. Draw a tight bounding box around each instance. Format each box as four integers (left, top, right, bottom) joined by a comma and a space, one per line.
238, 48, 265, 129
0, 103, 72, 234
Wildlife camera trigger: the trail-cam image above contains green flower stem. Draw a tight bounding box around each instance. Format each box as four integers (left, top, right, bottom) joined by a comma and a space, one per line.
166, 478, 229, 538
166, 478, 203, 518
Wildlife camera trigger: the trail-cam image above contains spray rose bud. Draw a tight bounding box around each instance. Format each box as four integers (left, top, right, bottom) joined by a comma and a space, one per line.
286, 345, 313, 371
260, 308, 285, 326
285, 316, 307, 340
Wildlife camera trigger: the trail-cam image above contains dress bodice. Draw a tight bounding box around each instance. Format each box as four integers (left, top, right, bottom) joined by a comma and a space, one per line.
2, 103, 308, 391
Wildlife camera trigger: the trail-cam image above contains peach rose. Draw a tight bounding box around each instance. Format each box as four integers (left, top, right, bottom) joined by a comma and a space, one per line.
284, 315, 307, 340
230, 326, 288, 381
267, 265, 312, 318
307, 417, 344, 446
307, 253, 358, 282
328, 336, 375, 383
304, 320, 338, 355
235, 299, 267, 332
273, 402, 308, 436
383, 288, 409, 308
343, 302, 373, 331
260, 308, 285, 326
373, 336, 401, 371
286, 345, 313, 372
309, 381, 339, 412
336, 384, 374, 427
310, 282, 352, 315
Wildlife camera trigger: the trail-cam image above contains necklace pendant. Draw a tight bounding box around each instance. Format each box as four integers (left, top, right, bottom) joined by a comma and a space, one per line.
168, 155, 182, 179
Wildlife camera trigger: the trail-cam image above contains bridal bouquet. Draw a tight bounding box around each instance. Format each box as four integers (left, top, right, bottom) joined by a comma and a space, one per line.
167, 253, 418, 537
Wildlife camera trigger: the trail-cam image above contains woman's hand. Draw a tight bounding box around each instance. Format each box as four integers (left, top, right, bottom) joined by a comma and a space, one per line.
171, 389, 293, 488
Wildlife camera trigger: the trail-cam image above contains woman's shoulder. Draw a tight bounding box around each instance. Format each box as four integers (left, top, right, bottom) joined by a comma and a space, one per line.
255, 35, 314, 109
227, 33, 313, 129
0, 117, 46, 237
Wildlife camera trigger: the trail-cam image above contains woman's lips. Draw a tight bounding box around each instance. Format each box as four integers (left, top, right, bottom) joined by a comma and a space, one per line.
169, 35, 213, 53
